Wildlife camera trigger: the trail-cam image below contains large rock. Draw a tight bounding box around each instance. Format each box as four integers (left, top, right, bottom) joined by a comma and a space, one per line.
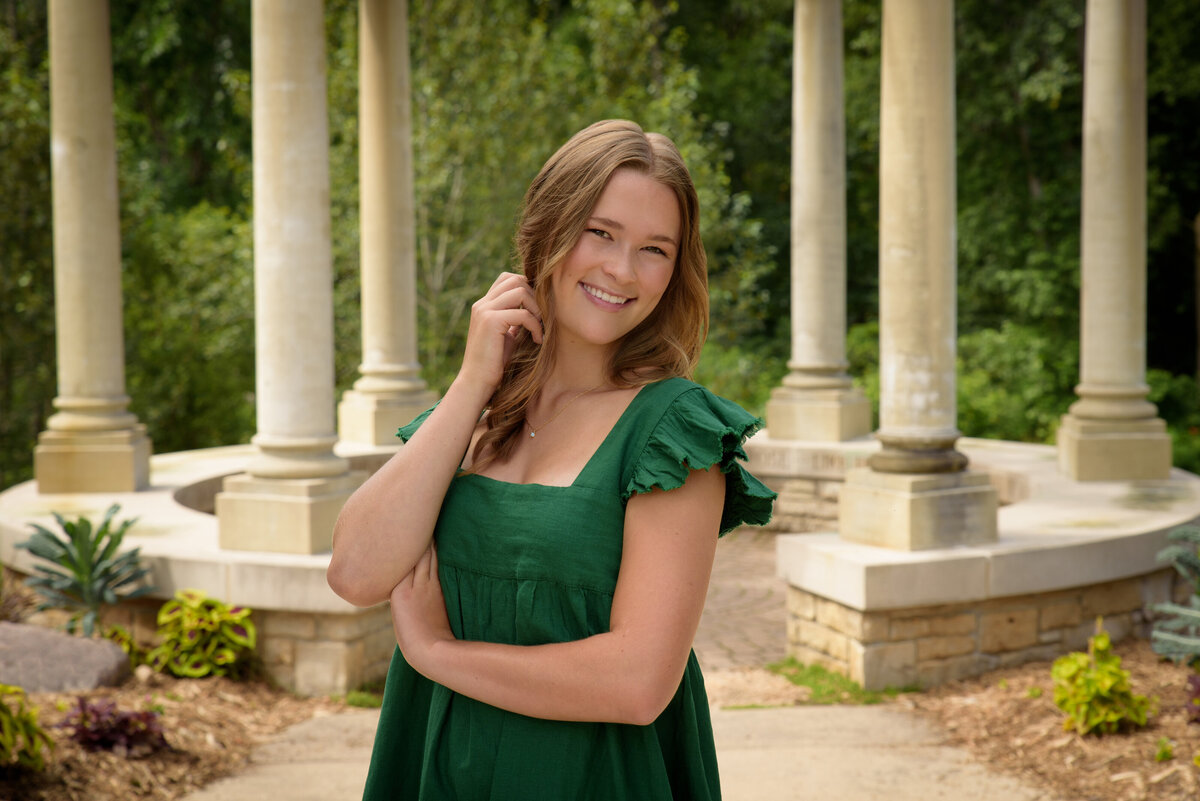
0, 621, 130, 692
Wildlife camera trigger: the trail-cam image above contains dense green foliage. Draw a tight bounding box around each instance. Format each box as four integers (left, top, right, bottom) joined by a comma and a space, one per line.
0, 684, 54, 772
16, 505, 154, 637
0, 1, 1197, 483
1052, 621, 1155, 735
145, 588, 257, 679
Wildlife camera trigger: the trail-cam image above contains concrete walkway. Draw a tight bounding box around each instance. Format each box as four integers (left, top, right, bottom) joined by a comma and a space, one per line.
182, 530, 1059, 800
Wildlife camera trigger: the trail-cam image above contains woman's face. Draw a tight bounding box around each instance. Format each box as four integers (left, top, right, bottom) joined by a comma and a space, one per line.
549, 168, 680, 353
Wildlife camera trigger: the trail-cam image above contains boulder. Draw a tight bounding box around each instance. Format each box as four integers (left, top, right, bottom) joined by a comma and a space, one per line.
0, 621, 130, 693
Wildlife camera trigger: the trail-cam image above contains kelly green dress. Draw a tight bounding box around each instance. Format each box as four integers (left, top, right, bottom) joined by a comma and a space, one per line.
362, 378, 775, 800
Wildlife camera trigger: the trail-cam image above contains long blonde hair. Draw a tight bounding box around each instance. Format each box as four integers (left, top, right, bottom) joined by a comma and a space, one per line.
470, 119, 709, 473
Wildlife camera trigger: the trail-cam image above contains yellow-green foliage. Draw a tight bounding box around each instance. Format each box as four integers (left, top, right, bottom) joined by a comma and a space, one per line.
1051, 620, 1154, 735
0, 684, 54, 771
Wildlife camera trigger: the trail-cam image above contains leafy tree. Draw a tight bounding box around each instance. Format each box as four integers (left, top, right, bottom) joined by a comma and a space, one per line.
0, 5, 53, 487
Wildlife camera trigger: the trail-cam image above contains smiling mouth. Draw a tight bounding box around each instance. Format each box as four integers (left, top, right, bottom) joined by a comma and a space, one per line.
582, 283, 633, 305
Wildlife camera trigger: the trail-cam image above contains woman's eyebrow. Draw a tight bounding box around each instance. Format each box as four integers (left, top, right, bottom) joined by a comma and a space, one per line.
588, 216, 678, 247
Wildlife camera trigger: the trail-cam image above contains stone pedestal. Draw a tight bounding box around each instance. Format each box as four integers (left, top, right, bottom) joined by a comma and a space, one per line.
338, 390, 435, 446
767, 387, 871, 442
34, 428, 151, 494
216, 472, 364, 554
839, 468, 997, 550
1057, 415, 1171, 481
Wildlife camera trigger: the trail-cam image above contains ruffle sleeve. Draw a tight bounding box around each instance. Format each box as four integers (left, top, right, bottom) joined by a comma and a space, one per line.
396, 404, 437, 443
622, 385, 776, 535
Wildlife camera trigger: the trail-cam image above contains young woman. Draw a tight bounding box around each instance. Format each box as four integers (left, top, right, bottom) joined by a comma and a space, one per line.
327, 119, 775, 799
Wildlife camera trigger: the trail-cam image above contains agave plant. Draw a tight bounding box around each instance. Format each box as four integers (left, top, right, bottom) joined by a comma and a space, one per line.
1151, 525, 1200, 670
15, 504, 155, 637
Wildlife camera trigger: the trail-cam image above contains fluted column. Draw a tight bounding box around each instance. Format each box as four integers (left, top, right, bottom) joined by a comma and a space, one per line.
338, 0, 436, 446
838, 0, 996, 550
34, 0, 152, 493
216, 0, 362, 554
1056, 0, 1169, 481
766, 0, 871, 442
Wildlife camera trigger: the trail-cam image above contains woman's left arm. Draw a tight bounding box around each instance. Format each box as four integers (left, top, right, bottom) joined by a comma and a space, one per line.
391, 465, 725, 726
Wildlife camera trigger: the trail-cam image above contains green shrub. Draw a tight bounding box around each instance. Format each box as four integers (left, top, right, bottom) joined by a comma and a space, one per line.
1051, 619, 1154, 735
16, 505, 155, 637
0, 684, 54, 771
145, 589, 257, 679
1150, 525, 1200, 669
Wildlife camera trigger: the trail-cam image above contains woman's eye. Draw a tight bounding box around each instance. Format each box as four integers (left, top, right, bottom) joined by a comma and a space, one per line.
587, 228, 611, 239
644, 246, 667, 257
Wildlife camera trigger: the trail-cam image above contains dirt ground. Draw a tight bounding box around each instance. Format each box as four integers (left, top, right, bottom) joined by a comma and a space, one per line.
1, 638, 1197, 801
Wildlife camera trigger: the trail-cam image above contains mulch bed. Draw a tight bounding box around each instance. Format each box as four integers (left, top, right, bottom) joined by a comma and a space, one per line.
1, 670, 337, 801
909, 638, 1200, 801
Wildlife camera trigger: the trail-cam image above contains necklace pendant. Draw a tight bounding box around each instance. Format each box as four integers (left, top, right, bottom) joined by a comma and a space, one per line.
529, 431, 536, 438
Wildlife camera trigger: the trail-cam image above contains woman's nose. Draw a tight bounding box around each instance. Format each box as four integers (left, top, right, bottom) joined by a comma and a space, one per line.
602, 247, 636, 283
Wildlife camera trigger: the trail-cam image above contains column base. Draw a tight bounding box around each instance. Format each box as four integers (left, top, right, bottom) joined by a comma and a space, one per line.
34, 426, 152, 493
1056, 414, 1171, 481
839, 467, 997, 550
216, 472, 366, 554
338, 389, 438, 446
766, 387, 872, 441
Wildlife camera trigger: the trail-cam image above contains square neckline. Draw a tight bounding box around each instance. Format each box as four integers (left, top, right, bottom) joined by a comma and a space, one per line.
460, 379, 675, 491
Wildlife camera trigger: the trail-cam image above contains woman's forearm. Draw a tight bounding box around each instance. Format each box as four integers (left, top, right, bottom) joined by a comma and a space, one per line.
416, 630, 689, 726
326, 376, 489, 607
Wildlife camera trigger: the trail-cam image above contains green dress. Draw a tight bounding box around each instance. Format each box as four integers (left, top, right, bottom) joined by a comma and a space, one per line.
362, 378, 775, 800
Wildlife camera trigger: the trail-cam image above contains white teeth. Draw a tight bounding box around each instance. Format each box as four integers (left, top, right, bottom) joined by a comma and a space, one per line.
583, 284, 630, 305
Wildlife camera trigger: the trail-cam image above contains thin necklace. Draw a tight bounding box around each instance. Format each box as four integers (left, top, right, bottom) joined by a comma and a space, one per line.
526, 385, 602, 438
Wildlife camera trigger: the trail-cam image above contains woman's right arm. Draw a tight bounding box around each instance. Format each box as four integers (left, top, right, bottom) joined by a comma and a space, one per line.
326, 273, 541, 607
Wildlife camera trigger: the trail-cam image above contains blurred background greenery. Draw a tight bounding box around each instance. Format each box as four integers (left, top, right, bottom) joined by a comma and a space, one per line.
2, 0, 1197, 487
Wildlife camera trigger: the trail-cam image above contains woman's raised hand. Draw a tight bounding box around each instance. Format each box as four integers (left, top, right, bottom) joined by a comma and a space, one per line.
458, 272, 542, 396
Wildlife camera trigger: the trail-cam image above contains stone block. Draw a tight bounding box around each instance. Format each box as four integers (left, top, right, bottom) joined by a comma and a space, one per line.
766, 387, 872, 443
793, 619, 850, 663
980, 609, 1038, 653
1038, 629, 1063, 644
929, 613, 977, 637
258, 611, 317, 640
338, 389, 437, 447
294, 639, 364, 696
1081, 579, 1143, 618
996, 644, 1063, 669
849, 640, 917, 691
216, 471, 365, 554
916, 635, 976, 661
34, 426, 151, 493
787, 587, 816, 621
839, 468, 998, 550
1056, 414, 1171, 481
1138, 570, 1174, 608
917, 653, 996, 688
786, 643, 847, 676
1039, 600, 1082, 631
261, 636, 295, 667
315, 608, 389, 642
889, 617, 931, 641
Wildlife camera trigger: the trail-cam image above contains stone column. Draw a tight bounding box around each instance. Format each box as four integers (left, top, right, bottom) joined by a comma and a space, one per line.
338, 0, 436, 446
838, 0, 996, 550
1056, 0, 1169, 481
766, 0, 871, 442
216, 0, 362, 554
34, 0, 152, 494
